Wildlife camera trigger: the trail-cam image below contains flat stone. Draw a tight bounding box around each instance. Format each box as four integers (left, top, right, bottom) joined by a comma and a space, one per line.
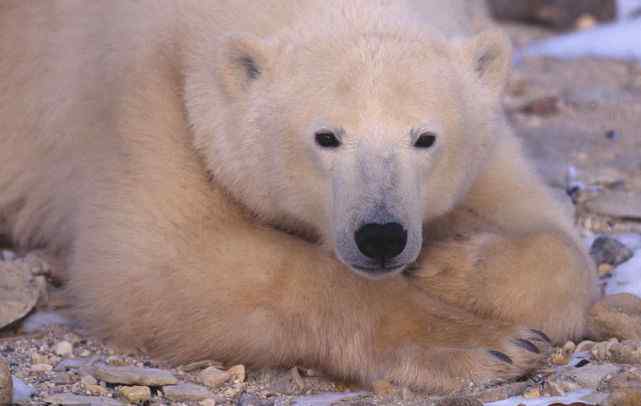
0, 359, 11, 405
585, 191, 641, 220
563, 363, 621, 388
94, 365, 177, 386
590, 236, 634, 266
54, 356, 99, 372
163, 383, 212, 402
43, 393, 125, 406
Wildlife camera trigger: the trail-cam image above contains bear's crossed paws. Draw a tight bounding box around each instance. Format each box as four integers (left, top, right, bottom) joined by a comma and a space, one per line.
384, 326, 552, 392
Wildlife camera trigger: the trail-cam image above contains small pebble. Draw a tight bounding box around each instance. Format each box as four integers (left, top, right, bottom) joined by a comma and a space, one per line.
31, 363, 53, 373
598, 263, 615, 278
522, 387, 541, 399
228, 364, 246, 383
576, 340, 596, 353
551, 348, 571, 365
86, 384, 110, 396
562, 341, 576, 354
54, 341, 74, 357
199, 400, 217, 406
118, 385, 151, 403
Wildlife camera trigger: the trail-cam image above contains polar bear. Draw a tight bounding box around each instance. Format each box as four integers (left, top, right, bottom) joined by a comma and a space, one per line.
0, 0, 595, 392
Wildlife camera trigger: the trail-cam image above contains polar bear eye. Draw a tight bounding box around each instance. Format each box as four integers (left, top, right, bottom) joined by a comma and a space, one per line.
414, 132, 437, 149
315, 130, 341, 149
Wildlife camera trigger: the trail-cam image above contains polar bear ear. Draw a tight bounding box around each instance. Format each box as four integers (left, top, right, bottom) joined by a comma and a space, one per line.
217, 34, 270, 98
461, 29, 512, 96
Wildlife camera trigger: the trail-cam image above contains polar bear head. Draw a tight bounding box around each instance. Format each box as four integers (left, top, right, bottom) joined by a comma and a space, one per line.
185, 11, 511, 278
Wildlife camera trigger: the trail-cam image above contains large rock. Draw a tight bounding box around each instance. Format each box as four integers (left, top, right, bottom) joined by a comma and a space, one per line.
0, 261, 40, 330
487, 0, 617, 29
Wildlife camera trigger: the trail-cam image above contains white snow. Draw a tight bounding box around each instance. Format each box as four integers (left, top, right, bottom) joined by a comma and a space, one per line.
485, 389, 595, 406
606, 248, 641, 297
521, 19, 641, 62
619, 0, 641, 19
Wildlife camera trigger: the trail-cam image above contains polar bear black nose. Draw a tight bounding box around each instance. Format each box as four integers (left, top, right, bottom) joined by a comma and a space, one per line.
354, 222, 408, 263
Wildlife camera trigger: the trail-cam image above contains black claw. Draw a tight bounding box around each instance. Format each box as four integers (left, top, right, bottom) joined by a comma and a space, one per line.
530, 329, 552, 343
489, 350, 513, 364
513, 338, 540, 354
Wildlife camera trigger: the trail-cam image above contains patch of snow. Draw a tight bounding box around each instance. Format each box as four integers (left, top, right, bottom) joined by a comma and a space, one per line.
485, 389, 593, 406
618, 0, 641, 19
614, 233, 641, 251
520, 19, 641, 62
606, 249, 641, 297
12, 376, 34, 404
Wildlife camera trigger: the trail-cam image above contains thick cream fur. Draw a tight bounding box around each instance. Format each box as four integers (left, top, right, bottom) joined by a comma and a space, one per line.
0, 0, 595, 392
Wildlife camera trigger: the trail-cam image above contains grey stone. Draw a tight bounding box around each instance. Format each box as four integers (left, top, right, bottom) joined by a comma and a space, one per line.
163, 383, 212, 401
590, 235, 634, 266
94, 364, 177, 386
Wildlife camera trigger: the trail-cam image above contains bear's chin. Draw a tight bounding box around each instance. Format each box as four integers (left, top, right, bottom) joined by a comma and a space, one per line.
347, 263, 409, 280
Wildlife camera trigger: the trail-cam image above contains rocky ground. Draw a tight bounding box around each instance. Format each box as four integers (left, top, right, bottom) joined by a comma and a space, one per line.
2, 17, 641, 406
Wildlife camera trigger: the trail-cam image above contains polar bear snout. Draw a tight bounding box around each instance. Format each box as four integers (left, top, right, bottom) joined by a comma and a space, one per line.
334, 205, 422, 278
354, 222, 408, 264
